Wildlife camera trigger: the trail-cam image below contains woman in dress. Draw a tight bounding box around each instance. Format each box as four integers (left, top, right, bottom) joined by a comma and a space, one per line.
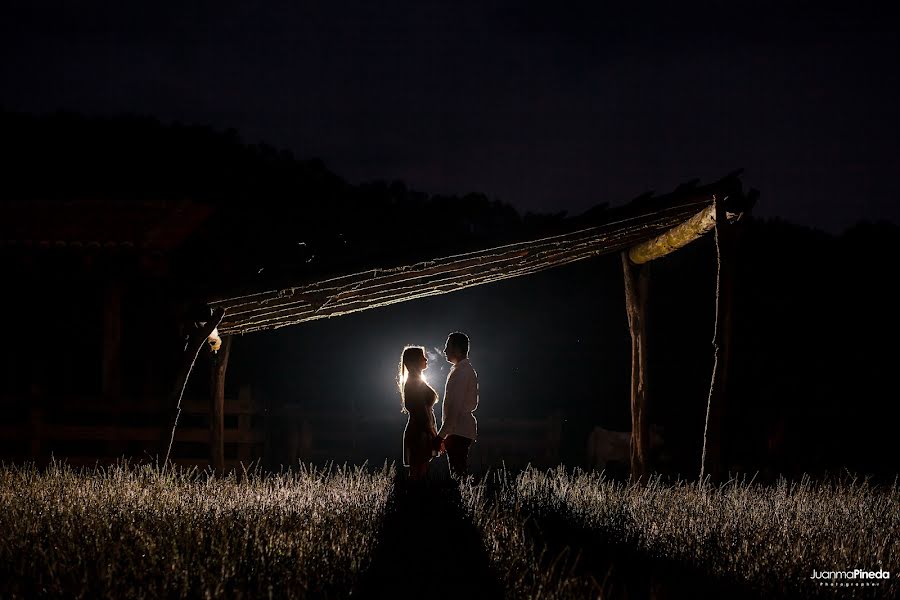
398, 345, 440, 480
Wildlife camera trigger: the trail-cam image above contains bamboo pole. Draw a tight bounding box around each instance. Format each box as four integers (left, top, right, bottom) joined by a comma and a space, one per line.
203, 175, 749, 335
627, 204, 716, 264
700, 196, 734, 482
213, 203, 702, 310
213, 201, 712, 334
163, 307, 225, 467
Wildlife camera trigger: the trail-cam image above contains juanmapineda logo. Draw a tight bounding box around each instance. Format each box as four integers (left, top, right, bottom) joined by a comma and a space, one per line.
810, 568, 891, 588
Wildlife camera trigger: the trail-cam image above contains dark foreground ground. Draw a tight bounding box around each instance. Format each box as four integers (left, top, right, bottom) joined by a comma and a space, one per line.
354, 477, 763, 600
2, 462, 895, 599
358, 470, 895, 600
354, 479, 505, 599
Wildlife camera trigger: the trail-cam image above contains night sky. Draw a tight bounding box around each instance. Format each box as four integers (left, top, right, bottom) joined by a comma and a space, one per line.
3, 1, 898, 232
2, 2, 899, 478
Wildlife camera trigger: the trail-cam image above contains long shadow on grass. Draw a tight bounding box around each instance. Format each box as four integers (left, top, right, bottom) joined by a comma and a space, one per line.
354, 475, 505, 600
523, 509, 869, 600
522, 509, 762, 600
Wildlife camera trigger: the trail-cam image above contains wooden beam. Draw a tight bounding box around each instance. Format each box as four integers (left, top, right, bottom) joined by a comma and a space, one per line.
622, 253, 650, 484
209, 335, 232, 474
627, 204, 716, 264
212, 199, 713, 334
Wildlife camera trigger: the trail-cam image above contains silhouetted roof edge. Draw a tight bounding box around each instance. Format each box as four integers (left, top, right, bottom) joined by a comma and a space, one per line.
210, 173, 754, 335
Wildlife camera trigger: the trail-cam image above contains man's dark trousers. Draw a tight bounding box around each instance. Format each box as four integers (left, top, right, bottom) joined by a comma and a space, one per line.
444, 434, 473, 478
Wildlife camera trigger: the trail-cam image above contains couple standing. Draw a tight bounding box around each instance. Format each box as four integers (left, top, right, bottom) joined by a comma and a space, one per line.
399, 332, 478, 480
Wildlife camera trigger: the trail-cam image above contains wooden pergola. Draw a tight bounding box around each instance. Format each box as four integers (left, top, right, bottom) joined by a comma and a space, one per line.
167, 173, 755, 482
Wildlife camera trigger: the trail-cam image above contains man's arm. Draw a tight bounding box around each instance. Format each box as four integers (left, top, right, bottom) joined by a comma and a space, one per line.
466, 368, 478, 412
437, 371, 458, 438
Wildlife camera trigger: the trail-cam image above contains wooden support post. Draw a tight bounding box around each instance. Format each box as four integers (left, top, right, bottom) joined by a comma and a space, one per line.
163, 307, 225, 467
700, 196, 735, 483
622, 253, 650, 484
209, 335, 232, 474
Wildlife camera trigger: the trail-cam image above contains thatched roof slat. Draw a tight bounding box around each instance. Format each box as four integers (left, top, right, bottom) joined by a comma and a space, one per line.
211, 176, 752, 335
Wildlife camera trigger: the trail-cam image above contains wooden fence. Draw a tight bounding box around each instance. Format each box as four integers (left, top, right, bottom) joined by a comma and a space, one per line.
1, 396, 563, 472
0, 393, 265, 471
278, 406, 563, 471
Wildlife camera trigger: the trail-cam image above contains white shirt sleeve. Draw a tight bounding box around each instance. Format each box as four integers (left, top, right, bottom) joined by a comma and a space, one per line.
438, 362, 478, 439
438, 369, 458, 438
465, 367, 478, 414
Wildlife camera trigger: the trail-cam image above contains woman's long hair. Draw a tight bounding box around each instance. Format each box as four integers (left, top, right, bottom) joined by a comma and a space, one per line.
397, 345, 426, 413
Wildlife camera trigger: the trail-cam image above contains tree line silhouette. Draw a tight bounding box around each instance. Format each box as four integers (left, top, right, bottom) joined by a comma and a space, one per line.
2, 110, 897, 480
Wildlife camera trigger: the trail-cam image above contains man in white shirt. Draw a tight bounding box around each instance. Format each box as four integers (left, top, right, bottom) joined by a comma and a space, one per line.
436, 331, 478, 478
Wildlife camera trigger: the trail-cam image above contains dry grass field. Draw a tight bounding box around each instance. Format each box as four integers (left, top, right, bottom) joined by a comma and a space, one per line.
2, 461, 896, 599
